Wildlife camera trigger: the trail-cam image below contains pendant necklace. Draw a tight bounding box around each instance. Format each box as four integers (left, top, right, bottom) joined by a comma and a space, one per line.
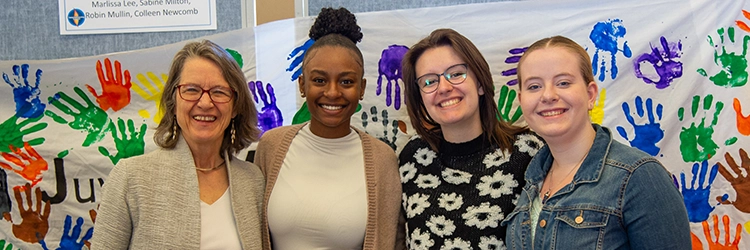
541, 151, 588, 204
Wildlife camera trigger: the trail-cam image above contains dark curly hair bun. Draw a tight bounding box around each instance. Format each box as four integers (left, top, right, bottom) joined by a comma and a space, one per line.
309, 7, 363, 44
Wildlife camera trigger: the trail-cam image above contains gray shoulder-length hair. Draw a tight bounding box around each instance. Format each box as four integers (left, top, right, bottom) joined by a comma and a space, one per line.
154, 40, 260, 156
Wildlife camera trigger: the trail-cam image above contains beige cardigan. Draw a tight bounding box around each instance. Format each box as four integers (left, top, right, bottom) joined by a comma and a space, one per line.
254, 124, 405, 250
91, 137, 264, 249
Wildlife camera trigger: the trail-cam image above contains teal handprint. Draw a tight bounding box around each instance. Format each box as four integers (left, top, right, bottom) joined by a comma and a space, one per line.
0, 115, 47, 153
697, 27, 749, 88
98, 118, 147, 165
497, 85, 522, 123
45, 86, 112, 147
678, 94, 723, 162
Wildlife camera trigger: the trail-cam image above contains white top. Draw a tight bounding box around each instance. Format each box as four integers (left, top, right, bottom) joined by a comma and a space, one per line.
200, 188, 242, 250
267, 125, 367, 250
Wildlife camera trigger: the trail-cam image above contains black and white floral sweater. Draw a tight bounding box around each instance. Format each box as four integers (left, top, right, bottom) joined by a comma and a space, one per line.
399, 132, 544, 250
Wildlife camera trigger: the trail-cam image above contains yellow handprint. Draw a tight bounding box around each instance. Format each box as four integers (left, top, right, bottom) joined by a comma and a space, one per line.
589, 87, 606, 124
131, 72, 167, 124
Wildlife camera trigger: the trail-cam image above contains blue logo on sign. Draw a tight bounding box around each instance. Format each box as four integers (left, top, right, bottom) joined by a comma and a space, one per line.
68, 8, 85, 26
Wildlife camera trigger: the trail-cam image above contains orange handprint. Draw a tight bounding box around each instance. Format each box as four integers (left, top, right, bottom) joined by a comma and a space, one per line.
2, 183, 51, 243
86, 58, 132, 112
734, 98, 750, 136
702, 214, 741, 250
736, 10, 750, 33
0, 142, 48, 186
717, 148, 750, 212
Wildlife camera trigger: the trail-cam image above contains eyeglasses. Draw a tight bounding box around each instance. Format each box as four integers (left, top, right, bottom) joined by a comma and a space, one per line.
176, 84, 235, 103
416, 63, 468, 93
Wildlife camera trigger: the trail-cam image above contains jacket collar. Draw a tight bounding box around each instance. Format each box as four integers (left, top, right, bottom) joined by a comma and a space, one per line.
525, 124, 613, 185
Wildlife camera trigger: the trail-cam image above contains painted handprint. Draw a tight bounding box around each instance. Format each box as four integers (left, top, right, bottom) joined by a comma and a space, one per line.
2, 183, 51, 243
361, 106, 401, 151
98, 118, 147, 165
737, 10, 750, 33
131, 72, 167, 124
616, 96, 664, 156
377, 45, 408, 110
716, 148, 750, 213
0, 239, 17, 250
249, 81, 283, 135
678, 94, 723, 162
702, 214, 742, 250
697, 27, 749, 88
45, 86, 112, 147
679, 160, 718, 222
633, 36, 683, 89
0, 115, 47, 153
86, 58, 133, 111
225, 48, 244, 68
0, 142, 48, 186
589, 19, 632, 82
497, 85, 522, 124
39, 215, 93, 250
286, 38, 315, 81
733, 98, 750, 136
500, 47, 527, 86
588, 88, 606, 124
3, 64, 46, 118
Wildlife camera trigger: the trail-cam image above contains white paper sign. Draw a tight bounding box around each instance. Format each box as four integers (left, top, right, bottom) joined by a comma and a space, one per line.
58, 0, 217, 35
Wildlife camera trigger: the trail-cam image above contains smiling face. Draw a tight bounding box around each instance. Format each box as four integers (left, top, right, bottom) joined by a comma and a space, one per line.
518, 46, 598, 142
414, 45, 484, 136
175, 57, 235, 149
299, 45, 365, 138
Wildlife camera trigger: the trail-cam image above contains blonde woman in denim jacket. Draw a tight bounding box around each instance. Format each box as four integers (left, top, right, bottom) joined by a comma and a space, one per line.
502, 36, 690, 249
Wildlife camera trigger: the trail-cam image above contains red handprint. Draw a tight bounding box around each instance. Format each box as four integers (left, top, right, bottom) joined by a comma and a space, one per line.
2, 183, 51, 243
702, 214, 741, 250
0, 142, 48, 186
86, 58, 132, 112
734, 98, 750, 136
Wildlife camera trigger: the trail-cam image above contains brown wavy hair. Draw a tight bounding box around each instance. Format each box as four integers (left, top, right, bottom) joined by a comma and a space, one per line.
154, 40, 260, 156
402, 28, 528, 151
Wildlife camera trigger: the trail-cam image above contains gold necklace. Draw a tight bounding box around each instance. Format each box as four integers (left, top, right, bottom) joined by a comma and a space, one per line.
196, 161, 225, 172
541, 151, 588, 204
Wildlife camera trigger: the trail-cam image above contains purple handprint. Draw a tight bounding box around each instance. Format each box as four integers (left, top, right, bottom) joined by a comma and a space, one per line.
501, 47, 528, 86
3, 64, 46, 118
249, 81, 283, 136
39, 215, 93, 250
286, 39, 315, 81
616, 96, 664, 156
377, 45, 409, 110
679, 160, 718, 223
590, 19, 633, 82
634, 36, 683, 89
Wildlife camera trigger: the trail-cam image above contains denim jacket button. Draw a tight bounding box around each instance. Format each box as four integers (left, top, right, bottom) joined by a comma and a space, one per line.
575, 216, 584, 224
540, 219, 547, 228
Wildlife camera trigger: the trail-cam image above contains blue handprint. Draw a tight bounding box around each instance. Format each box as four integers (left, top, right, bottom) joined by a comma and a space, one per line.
590, 19, 633, 82
679, 160, 718, 222
633, 36, 683, 89
39, 215, 93, 250
377, 45, 409, 110
616, 96, 664, 156
249, 81, 283, 135
3, 64, 46, 119
500, 47, 527, 86
286, 39, 315, 81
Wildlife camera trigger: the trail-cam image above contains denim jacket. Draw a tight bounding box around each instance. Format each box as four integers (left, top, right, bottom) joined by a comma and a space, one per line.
502, 125, 690, 250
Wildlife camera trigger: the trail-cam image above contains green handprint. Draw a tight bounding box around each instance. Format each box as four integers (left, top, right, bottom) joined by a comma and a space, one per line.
497, 85, 523, 123
0, 115, 47, 153
98, 118, 147, 165
45, 86, 112, 147
678, 94, 723, 162
131, 72, 167, 124
0, 239, 17, 250
697, 27, 749, 88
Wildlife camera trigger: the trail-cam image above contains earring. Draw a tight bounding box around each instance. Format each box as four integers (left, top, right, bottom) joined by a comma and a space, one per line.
230, 119, 236, 145
171, 119, 178, 140
301, 92, 306, 98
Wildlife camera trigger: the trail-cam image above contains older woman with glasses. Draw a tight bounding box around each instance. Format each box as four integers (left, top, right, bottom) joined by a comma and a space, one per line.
398, 28, 544, 249
92, 40, 264, 250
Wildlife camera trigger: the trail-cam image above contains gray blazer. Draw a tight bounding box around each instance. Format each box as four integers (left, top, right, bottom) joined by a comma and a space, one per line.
91, 137, 264, 249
